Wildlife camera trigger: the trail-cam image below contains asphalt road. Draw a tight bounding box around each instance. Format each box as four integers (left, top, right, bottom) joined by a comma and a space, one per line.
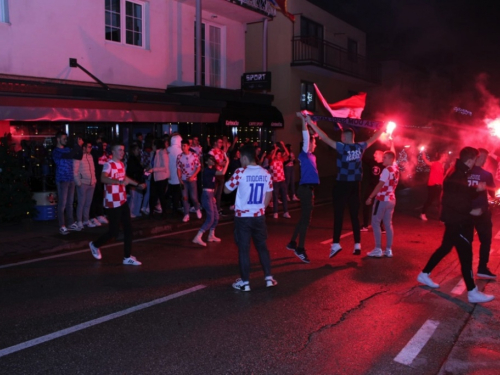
1, 203, 499, 374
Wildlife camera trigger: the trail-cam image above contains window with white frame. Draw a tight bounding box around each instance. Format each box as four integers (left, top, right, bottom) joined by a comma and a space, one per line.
105, 0, 147, 47
0, 0, 10, 23
194, 22, 225, 88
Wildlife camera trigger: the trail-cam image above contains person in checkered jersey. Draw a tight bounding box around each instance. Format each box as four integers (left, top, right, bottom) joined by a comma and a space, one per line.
224, 144, 277, 291
365, 151, 399, 258
89, 143, 147, 266
305, 115, 384, 258
269, 141, 291, 219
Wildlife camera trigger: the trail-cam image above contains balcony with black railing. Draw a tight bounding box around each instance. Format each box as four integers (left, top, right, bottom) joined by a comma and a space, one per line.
292, 36, 380, 83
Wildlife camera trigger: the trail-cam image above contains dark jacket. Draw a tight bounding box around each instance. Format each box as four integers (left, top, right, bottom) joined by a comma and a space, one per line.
440, 159, 478, 224
126, 154, 145, 184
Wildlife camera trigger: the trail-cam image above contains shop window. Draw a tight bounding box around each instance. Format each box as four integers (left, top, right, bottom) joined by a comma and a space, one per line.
0, 0, 9, 23
105, 0, 148, 48
194, 21, 225, 87
300, 82, 315, 111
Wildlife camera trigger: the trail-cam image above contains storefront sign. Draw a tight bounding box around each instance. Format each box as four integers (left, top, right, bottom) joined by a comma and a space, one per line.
241, 72, 271, 90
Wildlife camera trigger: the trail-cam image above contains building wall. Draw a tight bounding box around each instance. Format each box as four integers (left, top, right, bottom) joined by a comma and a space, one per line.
0, 0, 246, 90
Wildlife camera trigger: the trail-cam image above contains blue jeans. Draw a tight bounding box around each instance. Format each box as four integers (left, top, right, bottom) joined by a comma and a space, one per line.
200, 190, 218, 232
56, 180, 75, 227
182, 180, 200, 214
234, 216, 272, 282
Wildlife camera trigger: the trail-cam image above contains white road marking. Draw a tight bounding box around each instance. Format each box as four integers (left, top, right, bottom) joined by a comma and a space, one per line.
494, 230, 500, 240
0, 285, 206, 358
320, 231, 353, 244
451, 279, 466, 295
394, 319, 440, 366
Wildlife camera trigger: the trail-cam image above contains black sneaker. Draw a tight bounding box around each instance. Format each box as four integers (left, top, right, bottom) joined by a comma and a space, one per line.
477, 268, 497, 279
286, 241, 297, 251
295, 248, 310, 264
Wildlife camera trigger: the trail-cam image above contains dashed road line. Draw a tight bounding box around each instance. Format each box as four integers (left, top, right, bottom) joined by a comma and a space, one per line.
451, 279, 466, 295
0, 285, 206, 358
394, 319, 440, 365
494, 230, 500, 240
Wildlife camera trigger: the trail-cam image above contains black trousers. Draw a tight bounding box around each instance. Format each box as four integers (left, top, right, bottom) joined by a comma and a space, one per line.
473, 210, 493, 271
149, 177, 168, 216
90, 181, 104, 218
422, 185, 442, 215
333, 181, 361, 243
167, 183, 182, 211
290, 185, 314, 248
94, 202, 132, 258
422, 222, 475, 291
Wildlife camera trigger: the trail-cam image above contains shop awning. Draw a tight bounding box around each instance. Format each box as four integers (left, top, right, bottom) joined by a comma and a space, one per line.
219, 102, 284, 128
0, 96, 220, 123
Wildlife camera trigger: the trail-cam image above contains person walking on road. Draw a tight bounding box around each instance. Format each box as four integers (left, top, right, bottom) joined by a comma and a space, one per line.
467, 148, 497, 279
417, 147, 494, 303
365, 151, 399, 258
224, 144, 277, 291
192, 154, 229, 246
304, 114, 384, 257
89, 143, 146, 266
286, 113, 319, 263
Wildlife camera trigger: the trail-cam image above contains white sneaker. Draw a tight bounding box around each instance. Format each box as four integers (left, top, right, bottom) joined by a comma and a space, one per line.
417, 272, 439, 288
97, 215, 109, 224
420, 214, 428, 221
85, 220, 97, 228
59, 226, 70, 235
273, 213, 278, 219
329, 243, 342, 258
265, 276, 278, 287
89, 241, 102, 260
278, 199, 283, 204
68, 222, 82, 231
384, 248, 393, 257
196, 209, 202, 219
182, 214, 190, 222
283, 212, 291, 219
468, 286, 494, 303
292, 195, 300, 201
123, 256, 142, 266
367, 248, 383, 257
91, 218, 102, 226
232, 278, 250, 292
76, 221, 84, 230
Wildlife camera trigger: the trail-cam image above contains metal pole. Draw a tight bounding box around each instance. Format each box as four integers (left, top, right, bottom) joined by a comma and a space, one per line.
196, 0, 202, 86
262, 18, 268, 71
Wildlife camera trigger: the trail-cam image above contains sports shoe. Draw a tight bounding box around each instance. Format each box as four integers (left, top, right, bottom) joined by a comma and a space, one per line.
207, 230, 221, 242
140, 208, 150, 216
68, 222, 82, 231
91, 218, 102, 226
417, 272, 439, 288
76, 221, 84, 230
278, 199, 283, 204
360, 226, 369, 232
265, 276, 278, 287
286, 241, 297, 251
232, 278, 250, 292
384, 248, 393, 257
123, 256, 142, 266
196, 209, 202, 219
97, 215, 109, 224
190, 206, 196, 212
468, 286, 494, 303
329, 243, 342, 258
295, 248, 310, 264
292, 195, 300, 201
89, 241, 102, 260
273, 213, 278, 219
287, 196, 290, 201
192, 232, 207, 247
367, 248, 383, 257
85, 220, 97, 228
182, 214, 190, 223
59, 226, 70, 235
477, 268, 497, 279
283, 212, 291, 219
353, 243, 361, 256
420, 214, 428, 221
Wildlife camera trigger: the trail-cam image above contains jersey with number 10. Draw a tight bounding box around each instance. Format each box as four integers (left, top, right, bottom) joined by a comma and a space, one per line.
225, 165, 273, 217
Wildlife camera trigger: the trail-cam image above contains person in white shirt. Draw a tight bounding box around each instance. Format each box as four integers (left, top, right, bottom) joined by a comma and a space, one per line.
224, 144, 278, 292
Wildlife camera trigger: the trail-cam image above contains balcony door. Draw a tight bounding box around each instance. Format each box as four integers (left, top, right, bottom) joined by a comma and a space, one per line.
194, 22, 226, 88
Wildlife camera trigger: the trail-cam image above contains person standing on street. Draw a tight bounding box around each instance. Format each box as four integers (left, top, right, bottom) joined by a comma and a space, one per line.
286, 112, 319, 263
177, 140, 202, 222
224, 144, 277, 291
74, 140, 97, 229
467, 148, 497, 279
284, 143, 299, 202
417, 147, 494, 303
420, 152, 448, 221
209, 137, 228, 215
149, 139, 170, 219
89, 143, 146, 266
269, 141, 291, 219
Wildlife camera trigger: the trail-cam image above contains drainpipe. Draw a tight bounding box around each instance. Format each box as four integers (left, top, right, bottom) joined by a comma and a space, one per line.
196, 0, 202, 86
262, 18, 268, 72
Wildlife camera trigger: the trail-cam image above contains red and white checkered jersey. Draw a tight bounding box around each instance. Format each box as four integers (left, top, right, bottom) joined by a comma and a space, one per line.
102, 161, 127, 208
376, 164, 399, 201
225, 165, 273, 217
209, 148, 227, 172
176, 152, 200, 181
270, 158, 285, 182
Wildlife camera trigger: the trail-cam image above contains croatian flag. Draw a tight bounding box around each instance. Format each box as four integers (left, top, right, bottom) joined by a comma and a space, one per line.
269, 0, 295, 22
314, 83, 366, 119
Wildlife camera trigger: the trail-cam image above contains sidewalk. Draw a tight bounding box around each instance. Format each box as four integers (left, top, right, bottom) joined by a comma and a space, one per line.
0, 176, 336, 262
